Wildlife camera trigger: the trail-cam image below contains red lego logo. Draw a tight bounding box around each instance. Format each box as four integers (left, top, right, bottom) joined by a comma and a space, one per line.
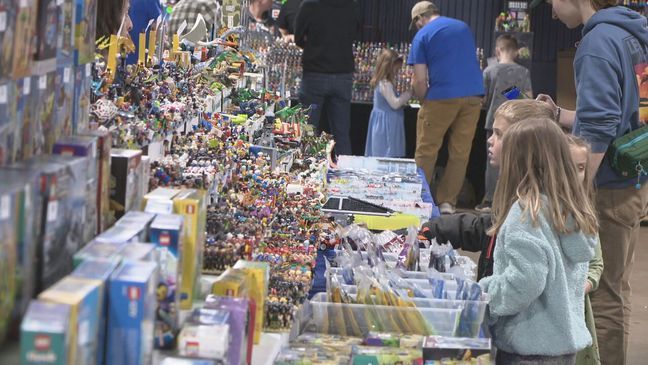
34, 335, 51, 351
128, 286, 141, 301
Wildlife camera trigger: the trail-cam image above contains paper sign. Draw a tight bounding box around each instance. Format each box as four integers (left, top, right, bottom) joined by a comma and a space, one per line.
64, 68, 71, 83
0, 195, 9, 219
39, 75, 47, 90
19, 0, 28, 8
0, 12, 7, 32
86, 63, 92, 77
23, 78, 31, 95
0, 85, 7, 104
47, 201, 58, 222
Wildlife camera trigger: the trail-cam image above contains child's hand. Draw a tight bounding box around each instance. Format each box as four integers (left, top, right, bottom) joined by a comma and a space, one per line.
584, 280, 593, 294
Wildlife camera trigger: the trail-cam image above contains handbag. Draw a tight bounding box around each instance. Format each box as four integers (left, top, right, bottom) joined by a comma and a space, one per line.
607, 124, 648, 187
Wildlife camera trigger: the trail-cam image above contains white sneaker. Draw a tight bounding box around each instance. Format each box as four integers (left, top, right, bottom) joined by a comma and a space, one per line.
439, 203, 456, 215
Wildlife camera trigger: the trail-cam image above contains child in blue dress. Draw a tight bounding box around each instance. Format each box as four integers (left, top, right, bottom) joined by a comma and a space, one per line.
364, 49, 412, 158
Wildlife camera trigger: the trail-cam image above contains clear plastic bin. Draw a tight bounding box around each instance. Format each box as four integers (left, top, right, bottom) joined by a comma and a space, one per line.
307, 293, 462, 337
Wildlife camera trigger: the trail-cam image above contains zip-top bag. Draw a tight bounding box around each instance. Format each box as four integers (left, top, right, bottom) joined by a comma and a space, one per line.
607, 124, 648, 188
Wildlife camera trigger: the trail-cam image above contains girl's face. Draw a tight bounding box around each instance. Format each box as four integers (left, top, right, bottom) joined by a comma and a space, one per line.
488, 117, 510, 167
547, 0, 583, 29
569, 145, 588, 184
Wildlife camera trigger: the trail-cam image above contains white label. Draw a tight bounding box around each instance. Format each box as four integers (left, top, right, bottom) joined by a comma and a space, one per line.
86, 63, 92, 77
57, 0, 63, 5
228, 16, 234, 29
63, 68, 71, 83
24, 184, 31, 210
23, 79, 30, 95
0, 195, 9, 219
0, 85, 7, 104
0, 12, 7, 32
19, 0, 27, 8
39, 75, 47, 90
47, 201, 58, 222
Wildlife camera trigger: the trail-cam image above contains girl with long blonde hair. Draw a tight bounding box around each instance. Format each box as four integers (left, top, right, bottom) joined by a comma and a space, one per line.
479, 118, 599, 365
364, 49, 412, 158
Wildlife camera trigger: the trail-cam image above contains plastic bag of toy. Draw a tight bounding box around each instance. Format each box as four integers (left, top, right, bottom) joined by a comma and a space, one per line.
428, 240, 458, 273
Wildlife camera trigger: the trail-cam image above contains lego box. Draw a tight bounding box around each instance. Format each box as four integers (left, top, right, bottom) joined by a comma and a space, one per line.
54, 67, 75, 144
0, 183, 18, 343
20, 300, 71, 365
173, 189, 207, 310
73, 240, 127, 268
110, 149, 143, 221
233, 260, 269, 344
33, 0, 58, 75
72, 258, 120, 365
80, 129, 112, 233
0, 0, 16, 80
74, 0, 97, 65
11, 0, 37, 79
15, 77, 32, 161
38, 276, 103, 365
32, 72, 58, 154
118, 242, 156, 262
149, 213, 184, 349
57, 0, 76, 67
115, 211, 155, 242
143, 187, 180, 214
107, 261, 158, 365
72, 63, 91, 132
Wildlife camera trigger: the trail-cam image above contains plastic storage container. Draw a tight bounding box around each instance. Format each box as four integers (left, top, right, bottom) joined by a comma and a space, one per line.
307, 293, 462, 337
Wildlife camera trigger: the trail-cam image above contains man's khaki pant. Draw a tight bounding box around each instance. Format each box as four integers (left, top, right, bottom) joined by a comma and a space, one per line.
591, 183, 648, 365
415, 97, 481, 205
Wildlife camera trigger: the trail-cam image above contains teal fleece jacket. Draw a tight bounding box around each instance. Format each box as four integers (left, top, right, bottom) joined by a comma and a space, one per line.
479, 201, 597, 356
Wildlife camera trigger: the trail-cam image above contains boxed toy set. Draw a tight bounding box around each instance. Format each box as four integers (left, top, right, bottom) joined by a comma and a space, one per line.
115, 210, 155, 242
11, 0, 37, 79
71, 258, 121, 365
107, 261, 158, 365
20, 300, 71, 365
177, 309, 230, 360
73, 240, 127, 268
119, 242, 156, 262
33, 71, 58, 154
33, 0, 58, 75
0, 0, 16, 80
80, 129, 112, 233
57, 0, 76, 67
72, 63, 91, 132
0, 181, 18, 344
74, 0, 97, 65
38, 276, 103, 365
15, 77, 32, 161
54, 67, 76, 148
149, 213, 184, 350
53, 134, 100, 239
110, 148, 143, 221
143, 187, 180, 214
205, 295, 255, 365
173, 189, 206, 310
233, 260, 269, 344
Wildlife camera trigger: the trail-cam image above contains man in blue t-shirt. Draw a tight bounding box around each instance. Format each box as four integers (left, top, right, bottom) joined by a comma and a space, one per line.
407, 1, 484, 214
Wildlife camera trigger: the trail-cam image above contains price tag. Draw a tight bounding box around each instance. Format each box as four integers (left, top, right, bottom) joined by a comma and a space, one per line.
56, 0, 63, 5
19, 0, 27, 8
0, 12, 7, 32
39, 75, 47, 90
0, 85, 7, 104
86, 63, 92, 77
24, 184, 31, 210
47, 201, 58, 222
23, 78, 31, 95
0, 195, 9, 219
63, 67, 71, 83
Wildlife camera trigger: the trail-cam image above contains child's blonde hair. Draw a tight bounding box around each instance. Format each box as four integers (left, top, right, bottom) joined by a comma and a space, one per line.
494, 99, 555, 126
371, 49, 403, 89
489, 118, 599, 236
566, 135, 596, 202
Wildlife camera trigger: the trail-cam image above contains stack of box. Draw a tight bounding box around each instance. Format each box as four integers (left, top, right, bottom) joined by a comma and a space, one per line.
20, 301, 71, 364
205, 295, 255, 365
73, 240, 127, 268
107, 261, 158, 365
12, 0, 38, 79
118, 243, 156, 262
32, 71, 58, 154
149, 213, 184, 349
110, 149, 144, 221
233, 260, 269, 344
38, 276, 103, 365
177, 309, 230, 361
0, 182, 18, 343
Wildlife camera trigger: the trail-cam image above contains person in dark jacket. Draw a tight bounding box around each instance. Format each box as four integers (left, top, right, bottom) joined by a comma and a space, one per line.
295, 0, 360, 155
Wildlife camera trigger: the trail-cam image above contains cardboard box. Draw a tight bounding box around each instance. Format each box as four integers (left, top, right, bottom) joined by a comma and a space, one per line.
15, 77, 32, 161
178, 312, 230, 360
32, 72, 58, 154
0, 180, 18, 343
118, 242, 156, 262
72, 63, 91, 132
39, 276, 103, 365
107, 261, 158, 365
54, 67, 75, 145
233, 260, 269, 344
173, 189, 206, 310
143, 187, 181, 214
74, 0, 97, 65
0, 168, 41, 318
53, 134, 100, 237
211, 268, 249, 298
110, 149, 143, 220
73, 240, 127, 268
0, 81, 16, 166
149, 213, 184, 349
71, 258, 120, 365
80, 129, 112, 233
11, 0, 37, 79
9, 156, 87, 292
0, 1, 16, 80
115, 211, 155, 242
57, 0, 76, 67
20, 300, 71, 365
205, 296, 254, 365
33, 0, 58, 75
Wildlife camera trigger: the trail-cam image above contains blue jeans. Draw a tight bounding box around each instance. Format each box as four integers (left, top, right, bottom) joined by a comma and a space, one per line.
299, 72, 353, 155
